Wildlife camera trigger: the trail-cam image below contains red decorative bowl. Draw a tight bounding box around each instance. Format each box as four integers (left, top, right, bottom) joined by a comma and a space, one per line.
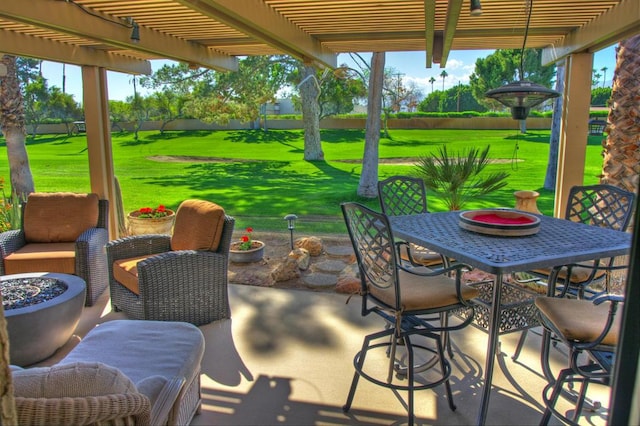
459, 209, 541, 237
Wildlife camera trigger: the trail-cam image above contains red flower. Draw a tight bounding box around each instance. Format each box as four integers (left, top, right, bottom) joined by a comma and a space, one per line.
136, 205, 171, 219
235, 226, 255, 250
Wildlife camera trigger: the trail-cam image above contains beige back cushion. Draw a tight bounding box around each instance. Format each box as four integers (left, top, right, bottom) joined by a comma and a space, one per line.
24, 192, 99, 243
12, 362, 137, 398
171, 199, 225, 251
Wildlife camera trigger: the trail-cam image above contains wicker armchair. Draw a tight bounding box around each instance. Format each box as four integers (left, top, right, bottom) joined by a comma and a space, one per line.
0, 192, 109, 306
12, 319, 205, 426
12, 362, 158, 426
107, 199, 234, 325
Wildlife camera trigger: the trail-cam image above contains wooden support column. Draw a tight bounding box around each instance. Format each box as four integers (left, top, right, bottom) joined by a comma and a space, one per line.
554, 52, 593, 217
81, 66, 118, 239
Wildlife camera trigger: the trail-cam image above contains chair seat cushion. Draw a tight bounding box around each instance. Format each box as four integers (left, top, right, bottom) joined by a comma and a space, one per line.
171, 200, 225, 252
24, 192, 99, 243
113, 255, 153, 295
370, 269, 479, 311
3, 242, 76, 275
403, 244, 444, 267
534, 297, 621, 346
531, 260, 606, 284
60, 320, 205, 388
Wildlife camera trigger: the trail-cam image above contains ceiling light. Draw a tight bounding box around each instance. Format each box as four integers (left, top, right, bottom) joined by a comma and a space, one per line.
484, 0, 559, 119
470, 0, 482, 16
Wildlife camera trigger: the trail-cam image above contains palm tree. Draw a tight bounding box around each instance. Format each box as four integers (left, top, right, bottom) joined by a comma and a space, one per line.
600, 66, 608, 88
601, 36, 640, 196
440, 70, 448, 91
429, 76, 436, 92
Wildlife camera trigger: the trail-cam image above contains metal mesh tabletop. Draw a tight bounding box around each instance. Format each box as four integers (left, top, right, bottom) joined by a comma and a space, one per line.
390, 211, 632, 274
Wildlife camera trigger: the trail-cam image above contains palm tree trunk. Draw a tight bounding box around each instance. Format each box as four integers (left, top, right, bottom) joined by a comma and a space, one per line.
601, 36, 640, 195
0, 55, 34, 200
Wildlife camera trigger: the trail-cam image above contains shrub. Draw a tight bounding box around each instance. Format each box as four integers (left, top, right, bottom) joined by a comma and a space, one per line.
413, 145, 510, 211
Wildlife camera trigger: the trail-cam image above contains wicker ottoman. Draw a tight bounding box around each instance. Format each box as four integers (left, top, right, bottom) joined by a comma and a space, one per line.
60, 319, 205, 426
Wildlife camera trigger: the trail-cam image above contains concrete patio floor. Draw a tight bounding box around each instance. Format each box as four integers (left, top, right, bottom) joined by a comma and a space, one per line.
42, 283, 611, 425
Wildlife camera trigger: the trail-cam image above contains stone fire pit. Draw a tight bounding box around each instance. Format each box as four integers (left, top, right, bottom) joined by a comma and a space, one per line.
1, 272, 86, 366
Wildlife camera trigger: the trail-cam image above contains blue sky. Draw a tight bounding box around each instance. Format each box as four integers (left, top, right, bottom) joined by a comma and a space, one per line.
40, 46, 617, 103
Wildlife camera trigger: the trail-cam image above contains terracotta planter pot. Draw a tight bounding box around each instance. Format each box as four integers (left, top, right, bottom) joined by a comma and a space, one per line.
128, 210, 175, 235
229, 240, 265, 263
513, 190, 542, 215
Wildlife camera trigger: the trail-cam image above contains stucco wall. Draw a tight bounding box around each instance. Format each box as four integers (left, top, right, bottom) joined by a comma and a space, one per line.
27, 117, 552, 134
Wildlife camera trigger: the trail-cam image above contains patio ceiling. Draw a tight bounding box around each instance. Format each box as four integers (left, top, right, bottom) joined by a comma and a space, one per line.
1, 0, 638, 75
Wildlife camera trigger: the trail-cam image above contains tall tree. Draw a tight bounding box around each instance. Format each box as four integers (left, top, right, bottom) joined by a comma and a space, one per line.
357, 52, 385, 198
0, 55, 34, 199
593, 72, 602, 88
23, 75, 50, 138
601, 36, 640, 195
316, 66, 367, 118
543, 63, 565, 191
440, 70, 448, 91
298, 63, 323, 160
142, 56, 290, 126
47, 86, 83, 135
469, 48, 556, 112
418, 84, 486, 113
380, 68, 422, 137
600, 66, 608, 88
429, 76, 436, 93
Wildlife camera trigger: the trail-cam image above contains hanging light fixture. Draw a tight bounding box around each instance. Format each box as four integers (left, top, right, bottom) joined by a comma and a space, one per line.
129, 19, 140, 44
470, 0, 483, 16
485, 0, 559, 120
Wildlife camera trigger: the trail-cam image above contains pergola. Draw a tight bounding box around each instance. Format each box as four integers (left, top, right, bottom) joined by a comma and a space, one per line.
1, 0, 639, 235
1, 1, 639, 421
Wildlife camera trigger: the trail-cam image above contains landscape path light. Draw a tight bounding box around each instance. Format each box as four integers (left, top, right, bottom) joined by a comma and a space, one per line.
284, 214, 298, 250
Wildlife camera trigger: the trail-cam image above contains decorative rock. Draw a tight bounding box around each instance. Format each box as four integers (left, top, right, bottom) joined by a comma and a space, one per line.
302, 273, 337, 289
294, 236, 324, 256
289, 248, 311, 271
271, 255, 301, 282
325, 244, 354, 258
336, 263, 361, 294
312, 259, 348, 274
229, 269, 275, 287
336, 276, 361, 294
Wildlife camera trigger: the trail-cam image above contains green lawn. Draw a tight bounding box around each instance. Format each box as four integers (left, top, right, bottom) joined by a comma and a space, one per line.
0, 128, 606, 234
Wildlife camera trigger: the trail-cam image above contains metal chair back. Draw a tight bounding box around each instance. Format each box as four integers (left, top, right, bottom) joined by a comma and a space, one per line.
378, 175, 428, 216
565, 184, 635, 231
341, 202, 401, 312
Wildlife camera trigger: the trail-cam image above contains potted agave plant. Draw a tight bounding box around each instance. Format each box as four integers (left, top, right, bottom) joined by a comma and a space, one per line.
127, 204, 176, 235
229, 227, 265, 263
